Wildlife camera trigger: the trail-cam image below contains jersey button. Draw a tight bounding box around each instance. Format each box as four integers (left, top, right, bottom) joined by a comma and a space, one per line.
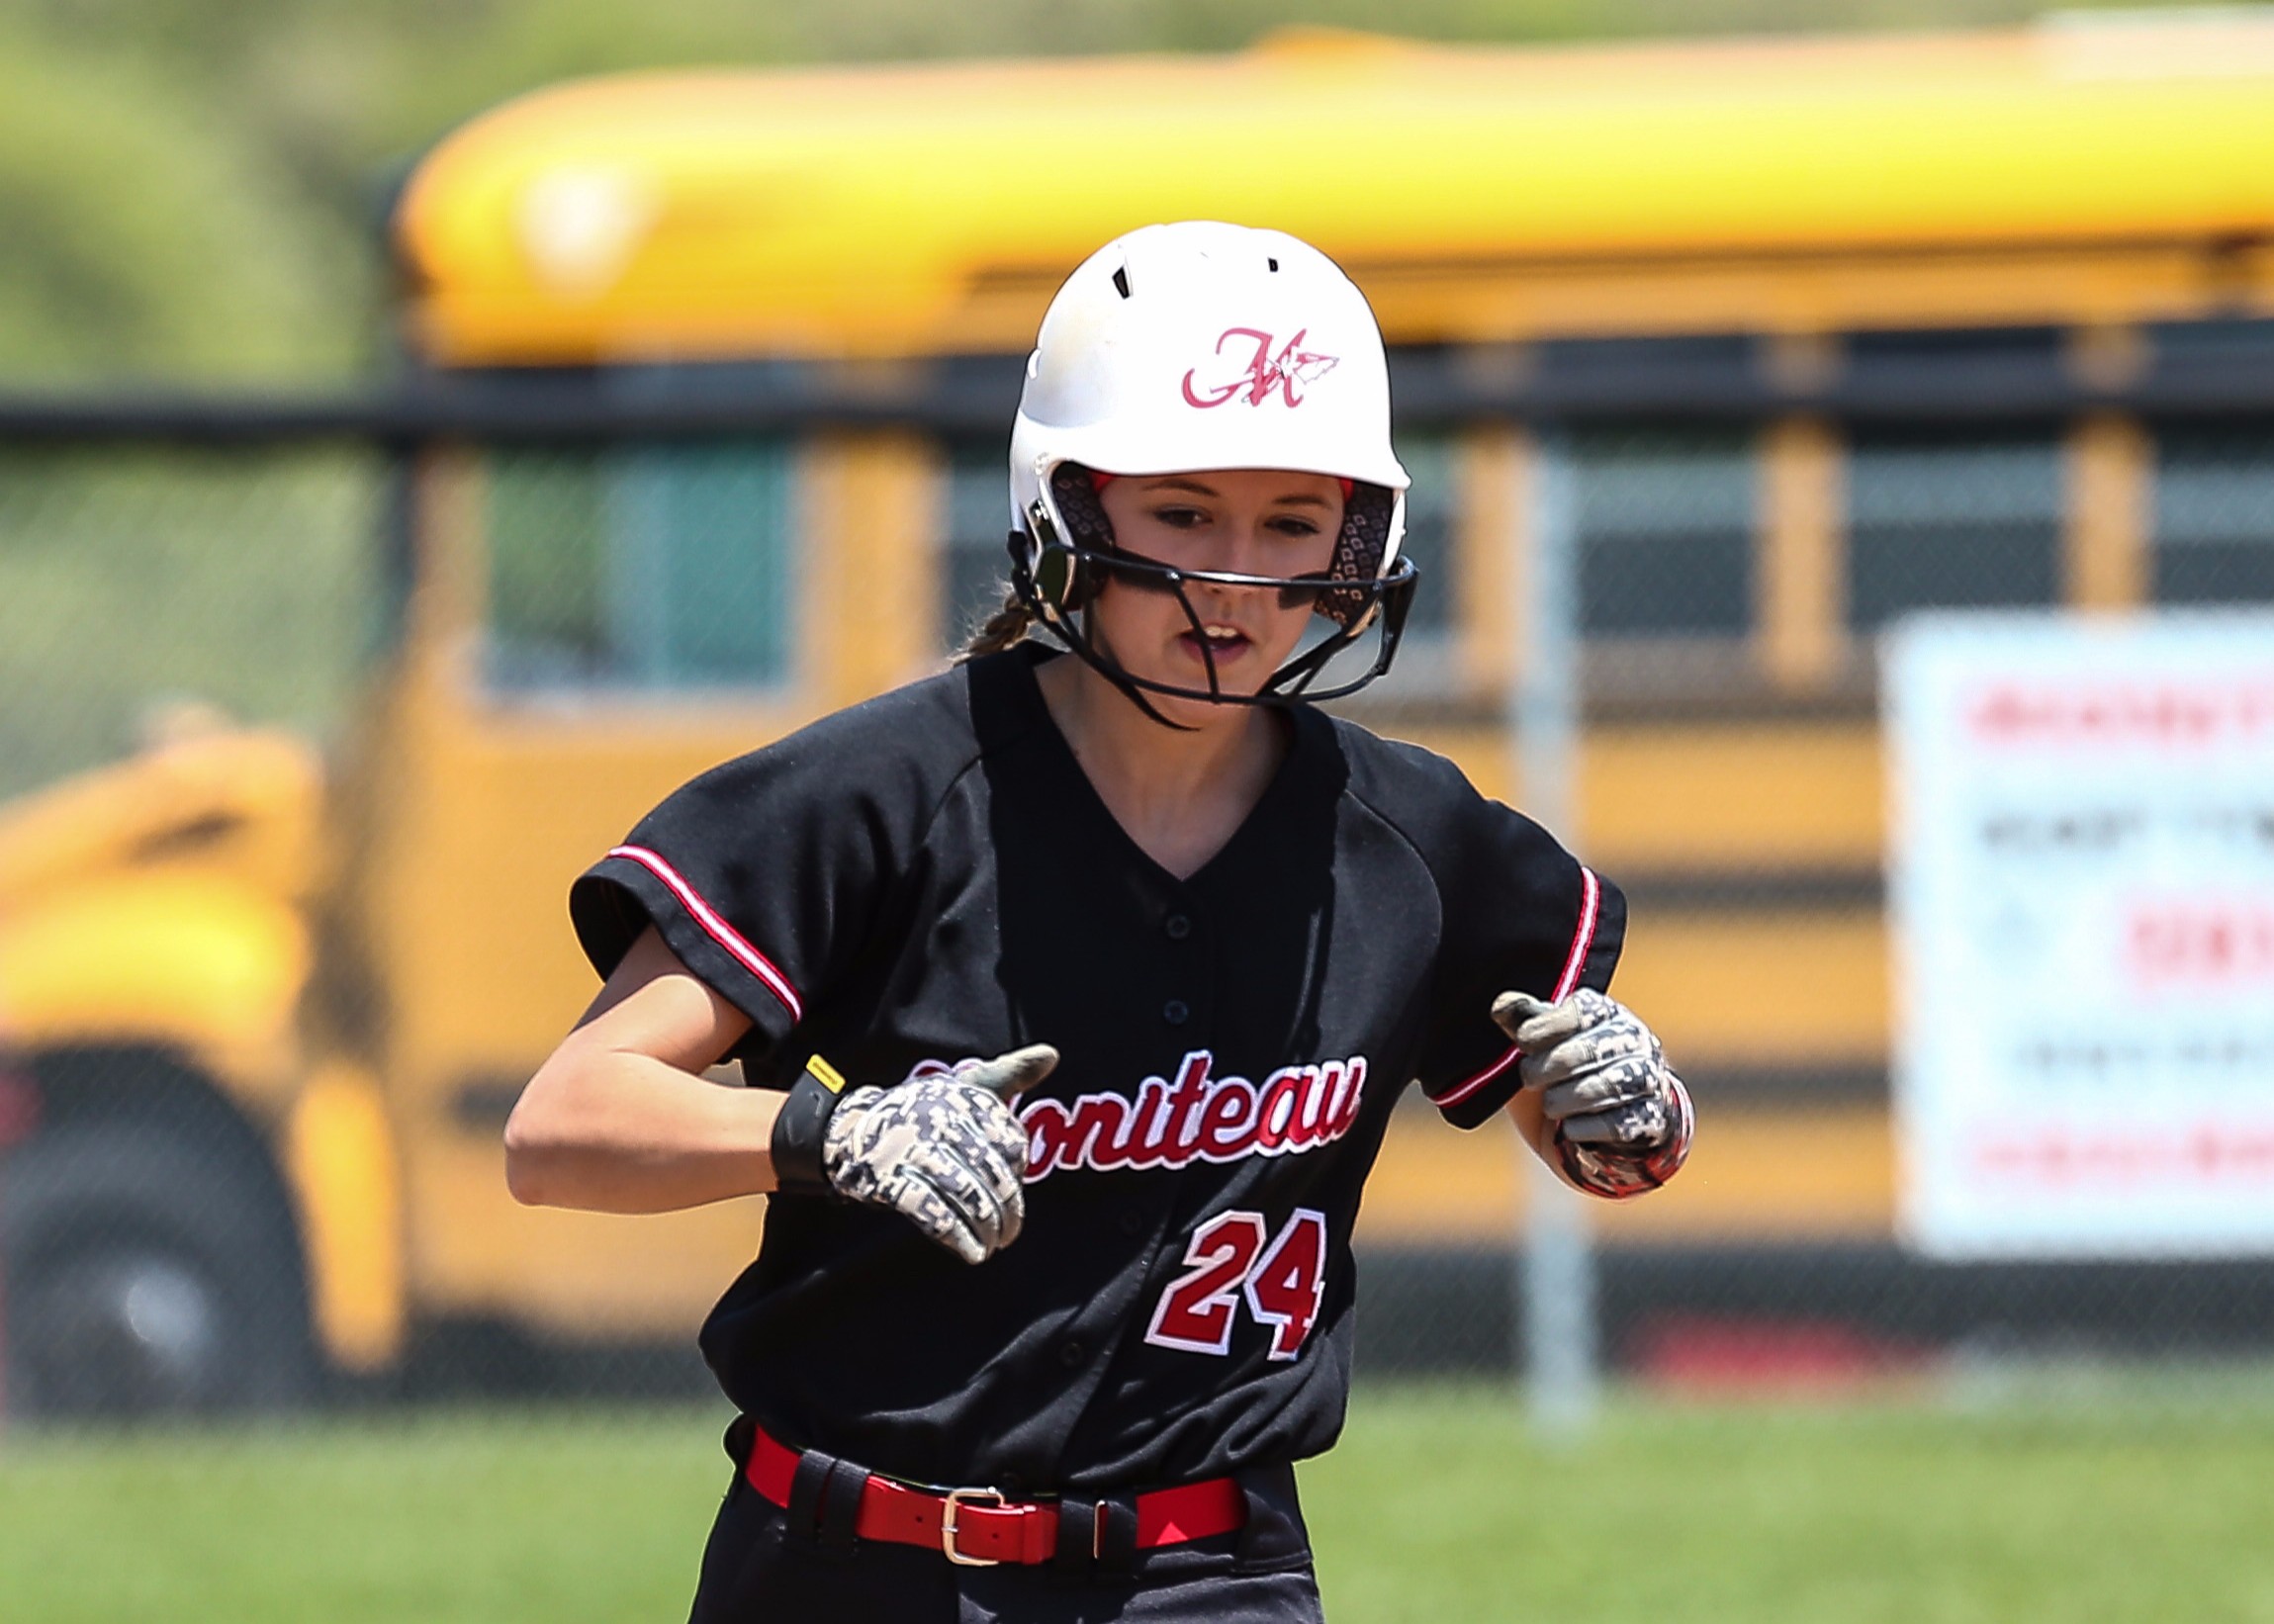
1118, 1207, 1146, 1237
1058, 1339, 1089, 1369
1162, 999, 1190, 1027
1163, 913, 1192, 941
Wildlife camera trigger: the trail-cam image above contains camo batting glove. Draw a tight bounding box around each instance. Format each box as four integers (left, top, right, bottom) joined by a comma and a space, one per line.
820, 1043, 1058, 1265
1492, 988, 1693, 1200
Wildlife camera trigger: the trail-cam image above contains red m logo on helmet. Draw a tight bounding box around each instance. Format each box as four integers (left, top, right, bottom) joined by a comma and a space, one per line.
1181, 327, 1340, 408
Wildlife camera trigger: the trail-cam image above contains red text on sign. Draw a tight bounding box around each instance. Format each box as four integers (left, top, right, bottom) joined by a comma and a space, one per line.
2128, 899, 2274, 987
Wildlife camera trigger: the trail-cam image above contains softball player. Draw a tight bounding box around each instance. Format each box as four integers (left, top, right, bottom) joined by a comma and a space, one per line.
506, 222, 1693, 1622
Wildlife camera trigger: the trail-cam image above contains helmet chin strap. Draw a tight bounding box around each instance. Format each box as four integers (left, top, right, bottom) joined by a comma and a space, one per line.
1006, 523, 1414, 731
1079, 612, 1208, 734
1008, 538, 1203, 733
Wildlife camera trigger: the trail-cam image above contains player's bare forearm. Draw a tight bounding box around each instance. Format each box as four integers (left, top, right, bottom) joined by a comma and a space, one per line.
505, 925, 769, 1213
506, 1042, 781, 1212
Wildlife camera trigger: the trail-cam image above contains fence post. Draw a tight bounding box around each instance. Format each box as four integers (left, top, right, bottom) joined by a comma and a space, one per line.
0, 1070, 35, 1435
1510, 425, 1598, 1439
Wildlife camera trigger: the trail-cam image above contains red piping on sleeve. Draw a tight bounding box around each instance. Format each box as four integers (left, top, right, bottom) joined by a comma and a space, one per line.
1430, 865, 1601, 1111
605, 845, 804, 1024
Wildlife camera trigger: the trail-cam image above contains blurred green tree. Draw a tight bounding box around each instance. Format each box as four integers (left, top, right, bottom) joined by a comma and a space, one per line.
0, 20, 351, 381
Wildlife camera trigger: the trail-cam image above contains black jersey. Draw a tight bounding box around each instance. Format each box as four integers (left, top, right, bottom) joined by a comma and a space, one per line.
570, 644, 1623, 1496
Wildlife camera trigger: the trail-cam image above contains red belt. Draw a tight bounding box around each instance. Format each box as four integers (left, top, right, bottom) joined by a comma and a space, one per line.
741, 1421, 1245, 1567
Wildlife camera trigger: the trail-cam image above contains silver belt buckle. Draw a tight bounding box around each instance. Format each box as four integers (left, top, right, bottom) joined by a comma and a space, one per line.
940, 1487, 1006, 1566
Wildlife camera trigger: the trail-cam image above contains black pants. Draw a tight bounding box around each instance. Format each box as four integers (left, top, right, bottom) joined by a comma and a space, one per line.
686, 1450, 1324, 1623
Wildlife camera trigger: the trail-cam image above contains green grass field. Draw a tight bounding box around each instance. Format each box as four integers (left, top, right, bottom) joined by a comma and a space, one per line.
3, 1385, 2271, 1623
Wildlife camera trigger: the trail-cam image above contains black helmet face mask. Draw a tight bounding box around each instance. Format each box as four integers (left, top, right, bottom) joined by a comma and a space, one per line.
1007, 462, 1418, 728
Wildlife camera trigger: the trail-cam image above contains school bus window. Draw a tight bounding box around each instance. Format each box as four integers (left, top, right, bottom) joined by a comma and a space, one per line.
487, 448, 604, 681
485, 439, 795, 689
2153, 426, 2274, 605
1394, 431, 1455, 641
1574, 427, 1755, 639
942, 439, 1013, 653
1845, 431, 2060, 631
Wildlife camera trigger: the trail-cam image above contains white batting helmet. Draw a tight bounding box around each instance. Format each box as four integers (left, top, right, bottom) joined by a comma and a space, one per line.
1005, 221, 1418, 711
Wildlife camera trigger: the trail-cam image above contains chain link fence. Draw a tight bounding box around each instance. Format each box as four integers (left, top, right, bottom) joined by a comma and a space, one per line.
0, 445, 384, 802
0, 445, 392, 1418
2, 335, 2273, 1425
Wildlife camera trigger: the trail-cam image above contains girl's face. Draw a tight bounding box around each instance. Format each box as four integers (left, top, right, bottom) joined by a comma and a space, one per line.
1088, 468, 1343, 721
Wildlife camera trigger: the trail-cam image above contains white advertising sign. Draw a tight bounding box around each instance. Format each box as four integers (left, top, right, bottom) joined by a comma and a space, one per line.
1886, 613, 2274, 1259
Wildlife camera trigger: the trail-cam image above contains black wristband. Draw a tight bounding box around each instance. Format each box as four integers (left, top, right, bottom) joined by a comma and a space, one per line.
770, 1054, 851, 1198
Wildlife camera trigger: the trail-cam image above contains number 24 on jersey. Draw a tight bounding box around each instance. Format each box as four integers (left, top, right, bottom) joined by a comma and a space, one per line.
1144, 1209, 1328, 1360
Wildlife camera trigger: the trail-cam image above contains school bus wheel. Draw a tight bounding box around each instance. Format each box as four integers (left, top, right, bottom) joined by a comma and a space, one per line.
1, 1081, 318, 1418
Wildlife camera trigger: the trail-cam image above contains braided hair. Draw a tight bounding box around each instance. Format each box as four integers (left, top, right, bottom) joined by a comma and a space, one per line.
956, 588, 1037, 662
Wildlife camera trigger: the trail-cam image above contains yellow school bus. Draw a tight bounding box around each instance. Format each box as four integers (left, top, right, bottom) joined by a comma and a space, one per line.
6, 14, 2274, 1408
